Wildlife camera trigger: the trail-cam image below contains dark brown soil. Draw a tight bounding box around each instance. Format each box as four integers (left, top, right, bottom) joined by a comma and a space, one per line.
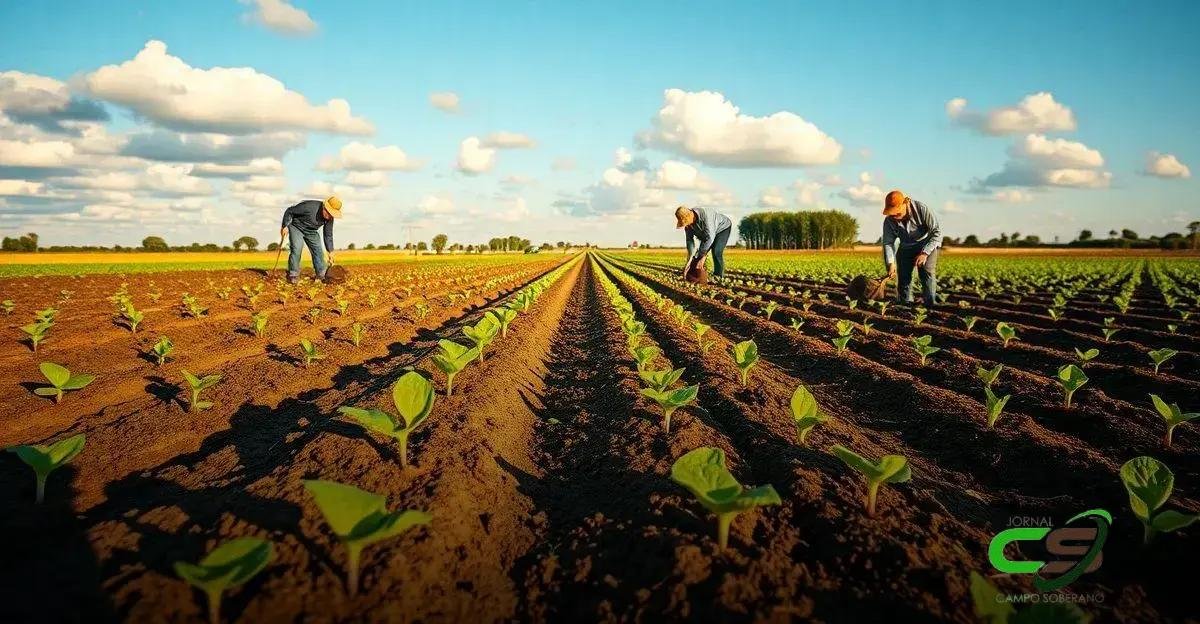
1, 251, 1196, 623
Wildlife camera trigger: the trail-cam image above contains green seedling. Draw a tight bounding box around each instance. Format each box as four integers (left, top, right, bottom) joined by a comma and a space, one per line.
961, 315, 978, 332
631, 344, 659, 371
487, 307, 518, 337
7, 433, 85, 503
831, 335, 852, 354
35, 362, 95, 403
790, 385, 829, 445
670, 447, 780, 549
976, 364, 1003, 387
860, 321, 874, 337
638, 367, 685, 392
306, 306, 322, 324
995, 322, 1017, 347
123, 306, 145, 332
463, 315, 500, 360
847, 299, 858, 310
174, 538, 273, 624
912, 307, 928, 326
1056, 364, 1089, 409
339, 371, 434, 468
250, 312, 268, 338
874, 300, 890, 317
336, 298, 350, 316
411, 301, 430, 321
763, 300, 779, 320
1074, 347, 1099, 365
910, 335, 939, 365
2, 299, 13, 315
21, 321, 51, 352
730, 339, 759, 386
692, 321, 710, 346
641, 384, 698, 433
969, 571, 1088, 624
830, 445, 911, 517
1048, 307, 1064, 322
349, 322, 366, 347
1103, 317, 1116, 327
1149, 394, 1198, 448
1102, 328, 1120, 342
299, 338, 324, 367
984, 387, 1011, 429
303, 480, 431, 595
1148, 348, 1177, 375
700, 339, 717, 355
151, 336, 175, 366
182, 369, 221, 413
431, 339, 479, 396
789, 317, 805, 333
1120, 456, 1199, 544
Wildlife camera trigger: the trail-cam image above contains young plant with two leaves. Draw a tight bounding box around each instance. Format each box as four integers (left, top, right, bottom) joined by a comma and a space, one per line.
431, 339, 480, 396
1149, 394, 1198, 448
790, 385, 829, 445
670, 447, 780, 549
910, 335, 939, 366
299, 338, 324, 367
150, 336, 175, 366
1056, 364, 1089, 409
463, 315, 501, 360
174, 538, 273, 624
35, 362, 95, 403
729, 339, 759, 386
7, 433, 85, 503
182, 370, 222, 413
1120, 456, 1199, 544
304, 480, 431, 594
830, 445, 911, 517
338, 371, 434, 468
640, 381, 698, 434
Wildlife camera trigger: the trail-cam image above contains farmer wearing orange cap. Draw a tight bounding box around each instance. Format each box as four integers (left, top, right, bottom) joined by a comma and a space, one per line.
882, 190, 942, 306
676, 205, 733, 280
281, 196, 342, 284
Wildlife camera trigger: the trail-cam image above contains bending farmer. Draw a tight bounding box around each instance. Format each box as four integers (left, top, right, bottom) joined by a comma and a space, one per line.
676, 205, 733, 278
882, 190, 942, 307
281, 196, 342, 284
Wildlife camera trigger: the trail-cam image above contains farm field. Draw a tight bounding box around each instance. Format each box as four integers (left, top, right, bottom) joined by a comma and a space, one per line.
1, 249, 1197, 623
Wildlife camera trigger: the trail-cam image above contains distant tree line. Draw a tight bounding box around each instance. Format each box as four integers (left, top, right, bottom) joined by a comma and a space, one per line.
942, 223, 1200, 251
737, 210, 859, 250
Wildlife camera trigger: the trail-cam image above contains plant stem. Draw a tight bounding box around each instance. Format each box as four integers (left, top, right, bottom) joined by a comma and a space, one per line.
36, 472, 47, 503
1166, 427, 1174, 448
716, 513, 735, 550
399, 433, 409, 469
347, 544, 361, 595
867, 481, 880, 517
207, 589, 222, 624
1143, 523, 1154, 545
446, 375, 454, 397
663, 408, 673, 434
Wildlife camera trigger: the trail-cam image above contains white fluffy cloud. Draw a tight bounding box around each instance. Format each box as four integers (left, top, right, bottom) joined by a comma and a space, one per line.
482, 131, 536, 149
971, 134, 1111, 191
792, 180, 824, 205
344, 170, 389, 187
837, 171, 885, 206
429, 92, 460, 114
0, 71, 108, 133
758, 186, 785, 208
1143, 151, 1191, 179
989, 189, 1032, 203
0, 137, 75, 167
0, 179, 44, 196
637, 88, 842, 167
241, 0, 317, 36
192, 157, 283, 178
55, 163, 213, 196
231, 175, 286, 192
317, 141, 420, 171
456, 137, 496, 175
416, 193, 455, 215
652, 160, 712, 190
121, 129, 305, 163
947, 92, 1076, 136
81, 40, 371, 135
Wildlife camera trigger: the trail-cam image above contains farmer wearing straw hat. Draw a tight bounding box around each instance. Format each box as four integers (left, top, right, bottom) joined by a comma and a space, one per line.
676, 205, 733, 280
882, 190, 942, 307
280, 196, 342, 284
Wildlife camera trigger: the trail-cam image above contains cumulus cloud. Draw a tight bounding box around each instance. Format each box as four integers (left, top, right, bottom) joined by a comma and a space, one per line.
456, 137, 496, 175
482, 131, 536, 149
317, 141, 420, 171
636, 88, 842, 167
837, 171, 885, 206
1143, 151, 1191, 179
192, 157, 283, 179
344, 170, 389, 187
988, 189, 1032, 203
416, 193, 455, 215
792, 180, 824, 205
970, 134, 1111, 191
0, 179, 44, 196
81, 40, 371, 135
758, 186, 785, 208
231, 175, 286, 192
652, 160, 713, 191
0, 137, 75, 167
54, 163, 213, 196
429, 92, 460, 114
121, 129, 305, 163
0, 71, 108, 133
240, 0, 317, 36
947, 92, 1076, 136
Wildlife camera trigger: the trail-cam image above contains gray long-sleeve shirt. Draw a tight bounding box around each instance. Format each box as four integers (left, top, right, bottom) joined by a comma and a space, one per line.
882, 199, 941, 265
281, 200, 334, 252
685, 207, 732, 264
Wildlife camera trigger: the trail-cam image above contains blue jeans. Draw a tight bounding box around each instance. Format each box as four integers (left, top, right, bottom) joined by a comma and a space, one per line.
288, 225, 327, 279
895, 246, 938, 306
710, 227, 732, 276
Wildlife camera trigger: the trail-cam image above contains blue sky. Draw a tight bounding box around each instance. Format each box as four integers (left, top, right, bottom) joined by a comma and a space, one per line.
1, 0, 1197, 247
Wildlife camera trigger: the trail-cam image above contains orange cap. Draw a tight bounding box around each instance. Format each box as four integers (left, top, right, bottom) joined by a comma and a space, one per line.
882, 190, 906, 216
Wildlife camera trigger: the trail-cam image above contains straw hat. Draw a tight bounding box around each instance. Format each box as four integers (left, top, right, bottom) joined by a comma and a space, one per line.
323, 196, 343, 219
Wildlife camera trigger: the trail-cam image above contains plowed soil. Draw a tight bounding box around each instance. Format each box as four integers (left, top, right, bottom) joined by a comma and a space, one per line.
1, 251, 1196, 623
